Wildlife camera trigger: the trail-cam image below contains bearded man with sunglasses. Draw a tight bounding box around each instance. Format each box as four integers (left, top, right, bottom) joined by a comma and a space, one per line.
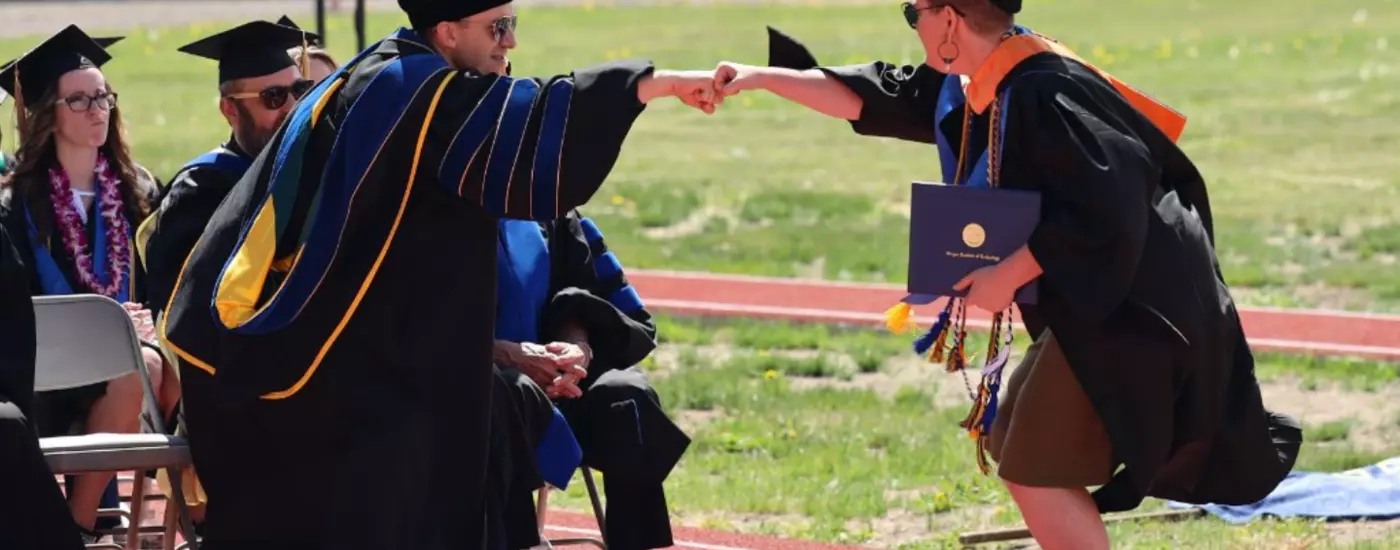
154, 0, 720, 547
140, 19, 317, 321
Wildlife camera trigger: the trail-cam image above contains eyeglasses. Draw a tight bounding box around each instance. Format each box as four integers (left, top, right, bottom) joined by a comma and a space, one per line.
224, 78, 316, 111
56, 91, 118, 112
484, 15, 517, 43
901, 2, 961, 29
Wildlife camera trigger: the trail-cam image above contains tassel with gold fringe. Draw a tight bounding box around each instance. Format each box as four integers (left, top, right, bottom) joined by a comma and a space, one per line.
883, 302, 915, 335
912, 300, 954, 359
956, 309, 1017, 475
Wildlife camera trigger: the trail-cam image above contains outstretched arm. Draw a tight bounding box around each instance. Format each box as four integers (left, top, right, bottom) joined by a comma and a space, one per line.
716, 64, 862, 120
712, 26, 948, 143
430, 62, 716, 222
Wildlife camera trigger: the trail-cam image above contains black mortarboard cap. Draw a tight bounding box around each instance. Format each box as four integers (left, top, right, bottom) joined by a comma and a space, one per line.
0, 25, 120, 106
177, 20, 320, 84
277, 16, 323, 46
991, 0, 1022, 14
766, 26, 820, 71
398, 0, 511, 32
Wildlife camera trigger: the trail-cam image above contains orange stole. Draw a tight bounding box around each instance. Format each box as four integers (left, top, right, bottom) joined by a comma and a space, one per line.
963, 33, 1187, 143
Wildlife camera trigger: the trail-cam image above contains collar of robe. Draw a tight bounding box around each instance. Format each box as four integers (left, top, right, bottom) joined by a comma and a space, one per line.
963, 28, 1188, 143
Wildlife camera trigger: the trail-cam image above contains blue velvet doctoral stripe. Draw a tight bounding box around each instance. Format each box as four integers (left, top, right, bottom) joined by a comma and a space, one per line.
438, 76, 511, 196
529, 79, 573, 220
577, 216, 644, 314
482, 79, 541, 216
214, 32, 448, 335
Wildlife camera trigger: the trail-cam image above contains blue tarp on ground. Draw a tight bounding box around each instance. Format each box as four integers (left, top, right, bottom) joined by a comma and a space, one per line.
1167, 457, 1400, 523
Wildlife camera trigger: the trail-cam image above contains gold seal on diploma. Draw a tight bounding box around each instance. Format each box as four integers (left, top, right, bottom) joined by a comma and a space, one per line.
962, 223, 986, 248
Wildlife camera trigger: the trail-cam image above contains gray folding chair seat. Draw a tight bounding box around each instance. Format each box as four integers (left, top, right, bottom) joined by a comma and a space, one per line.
41, 434, 190, 474
32, 294, 199, 550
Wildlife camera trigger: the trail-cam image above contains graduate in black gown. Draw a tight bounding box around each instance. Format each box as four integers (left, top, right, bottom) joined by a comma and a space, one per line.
140, 19, 319, 321
492, 210, 688, 550
0, 26, 179, 543
711, 1, 1301, 548
157, 0, 720, 547
0, 215, 85, 550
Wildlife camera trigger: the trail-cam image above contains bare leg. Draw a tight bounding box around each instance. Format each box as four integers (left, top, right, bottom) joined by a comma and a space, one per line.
1004, 480, 1110, 550
68, 372, 143, 530
142, 347, 180, 422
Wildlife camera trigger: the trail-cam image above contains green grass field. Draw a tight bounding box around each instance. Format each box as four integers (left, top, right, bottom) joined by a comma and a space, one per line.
4, 2, 1400, 547
538, 314, 1400, 548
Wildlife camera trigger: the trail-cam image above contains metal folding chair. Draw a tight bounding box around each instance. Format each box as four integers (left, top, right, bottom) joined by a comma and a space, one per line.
32, 294, 200, 550
536, 466, 609, 549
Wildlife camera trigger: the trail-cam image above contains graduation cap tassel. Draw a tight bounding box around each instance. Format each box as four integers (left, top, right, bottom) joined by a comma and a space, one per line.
13, 63, 26, 133
298, 33, 310, 79
912, 301, 954, 358
884, 302, 916, 335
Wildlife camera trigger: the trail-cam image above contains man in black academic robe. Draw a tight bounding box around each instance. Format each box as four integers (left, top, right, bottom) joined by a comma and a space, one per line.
0, 223, 85, 550
491, 210, 688, 550
709, 1, 1300, 526
140, 19, 319, 319
158, 0, 718, 547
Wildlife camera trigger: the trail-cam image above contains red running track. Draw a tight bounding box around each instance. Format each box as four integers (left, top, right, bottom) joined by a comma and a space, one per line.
627, 269, 1400, 361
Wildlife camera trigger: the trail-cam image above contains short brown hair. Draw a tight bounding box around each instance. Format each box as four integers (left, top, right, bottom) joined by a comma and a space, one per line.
946, 0, 1014, 35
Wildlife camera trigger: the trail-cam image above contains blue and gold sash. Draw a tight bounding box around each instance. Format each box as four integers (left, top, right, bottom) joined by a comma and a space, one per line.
207, 31, 451, 337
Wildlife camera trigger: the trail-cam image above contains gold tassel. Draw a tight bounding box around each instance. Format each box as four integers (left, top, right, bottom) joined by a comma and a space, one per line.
299, 34, 310, 78
883, 302, 915, 334
13, 62, 26, 134
928, 329, 950, 363
974, 435, 992, 475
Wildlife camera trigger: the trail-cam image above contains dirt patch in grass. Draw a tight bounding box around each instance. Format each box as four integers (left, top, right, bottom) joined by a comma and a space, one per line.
1259, 377, 1400, 451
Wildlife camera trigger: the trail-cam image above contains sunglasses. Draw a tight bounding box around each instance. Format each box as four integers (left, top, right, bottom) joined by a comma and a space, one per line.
224, 78, 316, 111
56, 91, 118, 112
901, 2, 962, 29
484, 15, 517, 43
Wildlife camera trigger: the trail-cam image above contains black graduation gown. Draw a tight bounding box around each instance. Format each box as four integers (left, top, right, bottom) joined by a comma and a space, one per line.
140, 139, 253, 320
0, 177, 161, 436
767, 29, 1302, 512
0, 217, 85, 550
493, 210, 689, 550
161, 28, 657, 549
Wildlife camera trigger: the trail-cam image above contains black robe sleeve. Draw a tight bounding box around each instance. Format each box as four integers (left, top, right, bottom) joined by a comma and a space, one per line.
428, 61, 654, 221
1001, 72, 1158, 326
540, 210, 657, 371
766, 27, 945, 144
139, 166, 241, 318
0, 221, 36, 419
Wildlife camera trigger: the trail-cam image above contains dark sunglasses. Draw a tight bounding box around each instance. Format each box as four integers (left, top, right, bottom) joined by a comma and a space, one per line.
901, 2, 961, 29
56, 91, 118, 112
225, 78, 316, 111
486, 15, 517, 43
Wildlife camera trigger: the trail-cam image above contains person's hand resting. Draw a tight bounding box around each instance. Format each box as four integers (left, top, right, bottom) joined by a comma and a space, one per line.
124, 302, 157, 343
495, 341, 584, 399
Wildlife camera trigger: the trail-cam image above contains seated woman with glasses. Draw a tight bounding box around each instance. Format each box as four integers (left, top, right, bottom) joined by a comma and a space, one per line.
0, 25, 180, 544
